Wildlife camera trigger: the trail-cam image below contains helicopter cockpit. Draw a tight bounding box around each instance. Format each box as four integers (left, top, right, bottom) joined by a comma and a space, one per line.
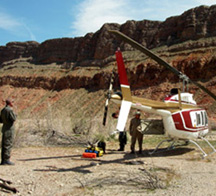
164, 88, 197, 105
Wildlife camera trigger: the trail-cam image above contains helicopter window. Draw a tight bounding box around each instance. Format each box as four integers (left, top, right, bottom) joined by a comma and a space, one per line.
196, 113, 201, 126
182, 96, 189, 103
204, 112, 208, 126
170, 88, 178, 95
201, 112, 204, 125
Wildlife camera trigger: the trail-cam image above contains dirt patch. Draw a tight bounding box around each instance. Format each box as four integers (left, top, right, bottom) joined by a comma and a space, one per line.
1, 141, 216, 196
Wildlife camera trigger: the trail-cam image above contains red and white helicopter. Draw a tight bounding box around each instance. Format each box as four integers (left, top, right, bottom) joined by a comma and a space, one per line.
103, 30, 216, 157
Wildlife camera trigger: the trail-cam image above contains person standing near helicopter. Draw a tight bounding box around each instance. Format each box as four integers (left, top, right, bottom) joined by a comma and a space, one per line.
112, 111, 127, 151
129, 110, 143, 154
1, 99, 17, 165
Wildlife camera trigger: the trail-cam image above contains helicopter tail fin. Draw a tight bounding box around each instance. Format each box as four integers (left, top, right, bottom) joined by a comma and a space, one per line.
115, 49, 132, 102
115, 49, 132, 132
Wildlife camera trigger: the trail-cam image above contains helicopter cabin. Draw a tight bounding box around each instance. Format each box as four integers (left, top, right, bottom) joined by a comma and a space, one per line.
164, 88, 197, 105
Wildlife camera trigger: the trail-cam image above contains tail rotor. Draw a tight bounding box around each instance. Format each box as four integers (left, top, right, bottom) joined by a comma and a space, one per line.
102, 70, 115, 126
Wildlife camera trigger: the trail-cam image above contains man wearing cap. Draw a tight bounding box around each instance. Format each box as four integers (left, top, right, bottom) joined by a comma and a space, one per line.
129, 110, 143, 154
1, 99, 17, 165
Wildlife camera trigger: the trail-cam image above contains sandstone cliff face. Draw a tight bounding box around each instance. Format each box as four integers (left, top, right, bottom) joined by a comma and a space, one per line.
0, 41, 39, 66
1, 5, 216, 66
156, 5, 216, 45
0, 51, 215, 92
35, 33, 96, 64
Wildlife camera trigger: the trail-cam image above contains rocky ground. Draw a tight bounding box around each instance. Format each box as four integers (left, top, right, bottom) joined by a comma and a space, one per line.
1, 136, 216, 196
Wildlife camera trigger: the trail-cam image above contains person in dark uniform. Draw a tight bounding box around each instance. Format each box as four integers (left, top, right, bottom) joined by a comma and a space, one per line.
129, 110, 143, 154
112, 111, 127, 151
118, 131, 127, 151
1, 99, 17, 165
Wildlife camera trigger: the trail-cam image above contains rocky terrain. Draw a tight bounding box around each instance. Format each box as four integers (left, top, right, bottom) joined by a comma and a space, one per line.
1, 138, 216, 196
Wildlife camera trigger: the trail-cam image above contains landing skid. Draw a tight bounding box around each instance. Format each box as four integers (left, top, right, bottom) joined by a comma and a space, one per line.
149, 137, 216, 158
189, 136, 216, 158
148, 139, 179, 155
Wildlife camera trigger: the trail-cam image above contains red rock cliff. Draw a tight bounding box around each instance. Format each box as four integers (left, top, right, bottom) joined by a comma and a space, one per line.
1, 5, 216, 66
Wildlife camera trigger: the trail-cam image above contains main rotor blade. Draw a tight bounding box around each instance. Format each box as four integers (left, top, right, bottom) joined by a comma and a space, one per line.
110, 30, 216, 101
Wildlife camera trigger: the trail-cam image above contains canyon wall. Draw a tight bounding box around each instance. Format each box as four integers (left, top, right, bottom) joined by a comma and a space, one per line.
1, 5, 216, 66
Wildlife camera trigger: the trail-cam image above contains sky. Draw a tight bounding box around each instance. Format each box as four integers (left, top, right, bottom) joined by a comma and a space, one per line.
0, 0, 215, 46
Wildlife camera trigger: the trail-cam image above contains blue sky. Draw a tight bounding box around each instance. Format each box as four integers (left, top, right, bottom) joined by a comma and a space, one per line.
0, 0, 215, 46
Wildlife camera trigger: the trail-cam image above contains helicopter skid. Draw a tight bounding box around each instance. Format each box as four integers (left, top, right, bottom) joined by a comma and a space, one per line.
148, 137, 216, 158
148, 139, 179, 155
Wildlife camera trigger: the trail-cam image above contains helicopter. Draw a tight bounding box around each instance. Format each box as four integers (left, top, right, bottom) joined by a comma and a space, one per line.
102, 30, 216, 157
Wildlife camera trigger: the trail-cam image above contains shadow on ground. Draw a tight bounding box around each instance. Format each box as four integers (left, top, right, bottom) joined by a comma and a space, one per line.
20, 147, 194, 174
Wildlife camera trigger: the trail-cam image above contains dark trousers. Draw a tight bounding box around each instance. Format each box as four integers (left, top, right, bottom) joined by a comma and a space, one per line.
119, 132, 127, 150
131, 130, 143, 152
1, 130, 14, 162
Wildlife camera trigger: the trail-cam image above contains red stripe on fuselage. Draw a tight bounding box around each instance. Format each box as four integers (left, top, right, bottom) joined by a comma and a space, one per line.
172, 110, 208, 132
115, 50, 129, 86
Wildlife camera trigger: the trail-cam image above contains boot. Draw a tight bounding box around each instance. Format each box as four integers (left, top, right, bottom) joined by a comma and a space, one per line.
118, 144, 125, 151
118, 148, 124, 151
1, 160, 15, 165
